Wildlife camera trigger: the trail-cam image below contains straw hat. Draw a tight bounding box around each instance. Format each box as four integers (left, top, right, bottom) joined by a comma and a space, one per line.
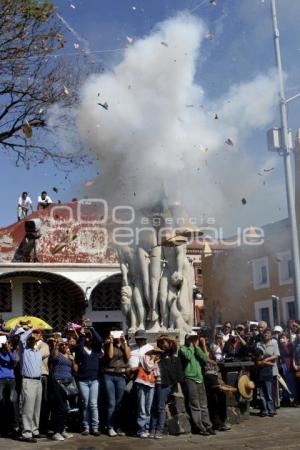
238, 375, 255, 399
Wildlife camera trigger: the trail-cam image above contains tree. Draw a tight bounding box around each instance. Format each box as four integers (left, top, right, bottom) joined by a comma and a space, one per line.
0, 0, 85, 168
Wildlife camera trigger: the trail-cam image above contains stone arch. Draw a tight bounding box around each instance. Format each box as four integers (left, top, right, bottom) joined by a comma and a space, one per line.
0, 270, 86, 330
90, 274, 122, 311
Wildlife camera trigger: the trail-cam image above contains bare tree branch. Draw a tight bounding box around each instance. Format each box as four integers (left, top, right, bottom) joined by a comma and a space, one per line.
0, 0, 91, 168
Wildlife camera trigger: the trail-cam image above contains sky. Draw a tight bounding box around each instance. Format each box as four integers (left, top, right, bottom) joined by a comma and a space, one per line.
1, 0, 300, 235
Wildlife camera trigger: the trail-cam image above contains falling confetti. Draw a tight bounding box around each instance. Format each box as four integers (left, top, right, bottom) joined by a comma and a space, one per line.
84, 180, 94, 188
98, 102, 109, 110
263, 167, 274, 172
199, 145, 208, 153
126, 36, 134, 44
21, 120, 32, 138
161, 41, 168, 47
225, 138, 234, 146
209, 0, 217, 5
52, 187, 58, 193
70, 3, 75, 8
132, 6, 136, 10
204, 32, 214, 40
74, 42, 80, 49
214, 114, 218, 120
63, 86, 70, 95
241, 198, 247, 205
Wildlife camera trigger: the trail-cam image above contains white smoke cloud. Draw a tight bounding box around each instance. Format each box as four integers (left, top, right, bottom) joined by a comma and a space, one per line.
72, 12, 279, 231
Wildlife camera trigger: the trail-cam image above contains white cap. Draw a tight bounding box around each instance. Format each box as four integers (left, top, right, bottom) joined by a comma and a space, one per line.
273, 325, 283, 333
186, 330, 198, 337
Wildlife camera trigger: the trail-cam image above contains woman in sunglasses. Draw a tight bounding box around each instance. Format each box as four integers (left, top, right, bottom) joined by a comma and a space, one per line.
50, 340, 78, 441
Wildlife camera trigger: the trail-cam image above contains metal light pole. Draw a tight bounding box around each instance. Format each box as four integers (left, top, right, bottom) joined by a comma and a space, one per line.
271, 0, 300, 320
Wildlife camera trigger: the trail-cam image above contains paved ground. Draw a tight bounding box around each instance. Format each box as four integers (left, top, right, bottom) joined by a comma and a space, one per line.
1, 409, 300, 450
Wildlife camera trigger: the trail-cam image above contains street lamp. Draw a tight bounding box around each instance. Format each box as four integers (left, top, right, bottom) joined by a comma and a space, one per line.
268, 0, 300, 320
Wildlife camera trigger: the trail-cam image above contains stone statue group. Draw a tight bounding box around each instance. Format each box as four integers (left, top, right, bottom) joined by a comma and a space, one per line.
118, 227, 194, 332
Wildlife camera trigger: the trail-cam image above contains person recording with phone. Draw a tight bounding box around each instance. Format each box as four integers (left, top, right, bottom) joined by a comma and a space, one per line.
50, 339, 78, 441
223, 325, 248, 360
103, 330, 130, 436
0, 337, 19, 436
75, 319, 102, 436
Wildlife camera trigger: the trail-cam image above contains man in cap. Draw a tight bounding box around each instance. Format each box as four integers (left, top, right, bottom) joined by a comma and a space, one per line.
180, 331, 215, 436
124, 330, 153, 436
129, 330, 153, 370
273, 325, 283, 342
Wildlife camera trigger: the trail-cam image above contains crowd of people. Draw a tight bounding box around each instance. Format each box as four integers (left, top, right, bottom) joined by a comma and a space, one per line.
0, 318, 299, 443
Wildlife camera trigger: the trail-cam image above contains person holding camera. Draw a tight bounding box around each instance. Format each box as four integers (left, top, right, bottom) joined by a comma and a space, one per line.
0, 337, 19, 436
18, 325, 43, 443
103, 331, 130, 436
50, 339, 78, 441
75, 320, 102, 436
149, 336, 184, 439
180, 331, 215, 436
135, 346, 160, 438
223, 324, 248, 360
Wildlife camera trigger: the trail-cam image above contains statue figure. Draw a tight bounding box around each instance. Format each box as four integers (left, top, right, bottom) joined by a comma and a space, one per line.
117, 224, 193, 332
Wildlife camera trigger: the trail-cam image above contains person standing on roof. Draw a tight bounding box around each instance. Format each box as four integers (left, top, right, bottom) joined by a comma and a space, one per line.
17, 192, 33, 221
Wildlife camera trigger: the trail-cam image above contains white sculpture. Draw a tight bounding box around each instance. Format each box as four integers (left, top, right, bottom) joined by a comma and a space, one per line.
118, 223, 193, 332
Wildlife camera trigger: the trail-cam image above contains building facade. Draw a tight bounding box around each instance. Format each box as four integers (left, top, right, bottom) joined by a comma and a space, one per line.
0, 203, 124, 333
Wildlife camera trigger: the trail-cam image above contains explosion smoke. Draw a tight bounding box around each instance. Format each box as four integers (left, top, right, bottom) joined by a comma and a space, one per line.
56, 13, 280, 231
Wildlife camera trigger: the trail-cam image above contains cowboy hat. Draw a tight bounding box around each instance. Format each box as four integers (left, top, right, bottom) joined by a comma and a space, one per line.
238, 375, 255, 400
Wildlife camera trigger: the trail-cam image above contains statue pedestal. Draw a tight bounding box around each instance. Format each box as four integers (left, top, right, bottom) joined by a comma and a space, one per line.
128, 329, 187, 345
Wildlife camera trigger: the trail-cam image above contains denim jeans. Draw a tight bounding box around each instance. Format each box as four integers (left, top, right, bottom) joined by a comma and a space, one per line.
258, 380, 275, 414
150, 384, 172, 433
104, 373, 126, 430
78, 379, 99, 430
136, 383, 155, 435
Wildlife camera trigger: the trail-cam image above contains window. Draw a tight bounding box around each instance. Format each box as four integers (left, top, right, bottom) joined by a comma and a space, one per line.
254, 299, 274, 327
252, 257, 270, 289
0, 283, 12, 312
261, 266, 268, 284
277, 251, 293, 285
261, 307, 270, 324
287, 302, 296, 321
